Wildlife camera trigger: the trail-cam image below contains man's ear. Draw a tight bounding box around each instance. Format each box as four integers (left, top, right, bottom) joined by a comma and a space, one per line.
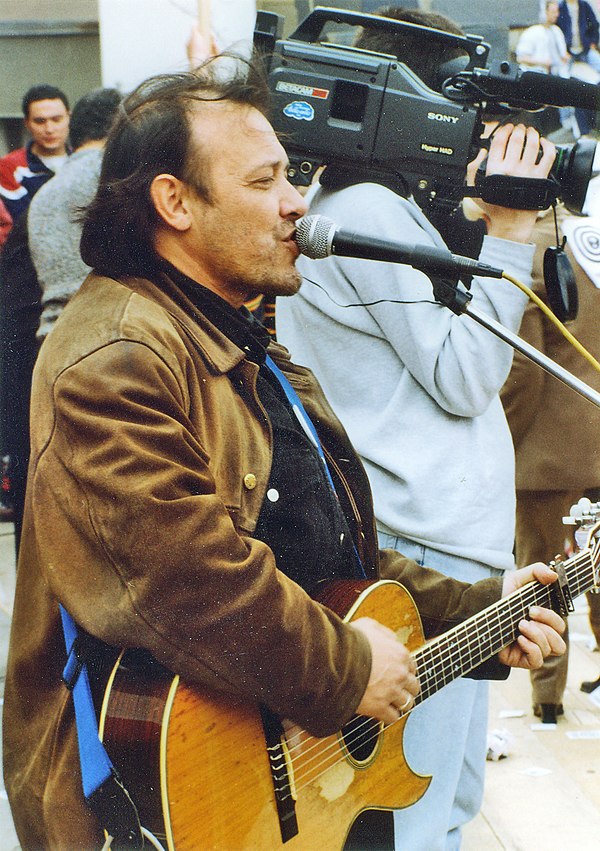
150, 174, 194, 231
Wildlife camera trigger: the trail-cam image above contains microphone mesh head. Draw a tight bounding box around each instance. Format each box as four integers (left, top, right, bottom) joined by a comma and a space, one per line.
295, 215, 335, 259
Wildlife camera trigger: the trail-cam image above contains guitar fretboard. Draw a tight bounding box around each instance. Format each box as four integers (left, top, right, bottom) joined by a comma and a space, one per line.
412, 541, 599, 705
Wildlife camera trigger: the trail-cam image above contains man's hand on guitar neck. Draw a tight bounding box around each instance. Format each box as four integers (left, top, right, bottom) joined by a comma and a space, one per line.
498, 563, 567, 670
351, 617, 420, 725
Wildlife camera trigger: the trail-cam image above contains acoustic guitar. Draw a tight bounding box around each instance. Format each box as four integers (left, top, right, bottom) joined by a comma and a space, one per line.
100, 515, 600, 851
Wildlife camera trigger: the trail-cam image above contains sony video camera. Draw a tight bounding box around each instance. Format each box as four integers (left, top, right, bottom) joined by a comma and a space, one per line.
254, 7, 600, 217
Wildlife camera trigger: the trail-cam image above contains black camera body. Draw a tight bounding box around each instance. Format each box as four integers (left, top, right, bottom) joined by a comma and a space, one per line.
255, 7, 599, 215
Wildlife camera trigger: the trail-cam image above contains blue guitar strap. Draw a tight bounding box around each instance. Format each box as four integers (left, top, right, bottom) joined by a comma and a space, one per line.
60, 605, 114, 798
265, 354, 367, 579
59, 605, 143, 849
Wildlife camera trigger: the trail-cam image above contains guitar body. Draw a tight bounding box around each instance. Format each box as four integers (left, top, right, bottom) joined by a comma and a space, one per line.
100, 580, 431, 850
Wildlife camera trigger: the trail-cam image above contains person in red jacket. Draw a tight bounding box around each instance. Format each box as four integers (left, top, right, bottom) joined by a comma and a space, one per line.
0, 84, 70, 228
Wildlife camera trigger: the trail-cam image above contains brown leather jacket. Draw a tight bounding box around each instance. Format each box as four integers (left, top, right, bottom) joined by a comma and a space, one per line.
3, 270, 502, 849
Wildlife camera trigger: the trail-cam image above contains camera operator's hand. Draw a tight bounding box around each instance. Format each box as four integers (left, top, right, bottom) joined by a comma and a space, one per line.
466, 123, 555, 244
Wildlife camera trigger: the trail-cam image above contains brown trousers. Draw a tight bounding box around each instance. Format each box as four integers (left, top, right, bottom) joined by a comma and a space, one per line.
516, 489, 600, 705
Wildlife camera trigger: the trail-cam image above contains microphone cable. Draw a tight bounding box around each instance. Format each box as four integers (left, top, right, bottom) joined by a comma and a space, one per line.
300, 274, 438, 309
500, 270, 600, 374
300, 270, 600, 376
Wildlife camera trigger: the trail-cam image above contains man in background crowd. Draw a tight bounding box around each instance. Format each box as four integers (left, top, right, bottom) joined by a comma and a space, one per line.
557, 0, 600, 136
0, 84, 70, 228
0, 84, 71, 525
517, 1, 569, 74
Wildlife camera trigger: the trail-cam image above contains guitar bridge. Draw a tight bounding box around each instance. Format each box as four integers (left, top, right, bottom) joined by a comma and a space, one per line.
260, 706, 299, 844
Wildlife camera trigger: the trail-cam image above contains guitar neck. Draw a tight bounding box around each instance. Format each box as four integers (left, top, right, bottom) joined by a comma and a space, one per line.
413, 545, 597, 705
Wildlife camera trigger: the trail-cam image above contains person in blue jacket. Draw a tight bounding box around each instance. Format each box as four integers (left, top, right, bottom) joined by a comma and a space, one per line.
557, 0, 600, 134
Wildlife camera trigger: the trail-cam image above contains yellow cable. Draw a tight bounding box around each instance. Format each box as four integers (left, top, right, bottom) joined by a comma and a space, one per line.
501, 271, 600, 374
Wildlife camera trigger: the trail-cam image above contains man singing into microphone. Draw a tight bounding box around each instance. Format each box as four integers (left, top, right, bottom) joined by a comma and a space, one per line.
277, 7, 557, 850
3, 57, 565, 850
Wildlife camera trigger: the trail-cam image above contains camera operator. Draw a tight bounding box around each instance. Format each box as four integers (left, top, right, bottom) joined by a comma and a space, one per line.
276, 7, 557, 850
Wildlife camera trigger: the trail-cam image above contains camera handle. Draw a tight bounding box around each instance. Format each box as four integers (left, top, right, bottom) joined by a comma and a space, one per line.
289, 7, 489, 70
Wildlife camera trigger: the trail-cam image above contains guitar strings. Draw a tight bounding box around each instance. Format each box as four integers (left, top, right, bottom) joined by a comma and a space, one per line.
413, 546, 595, 703
284, 583, 542, 797
285, 571, 559, 786
286, 574, 545, 787
283, 593, 533, 794
281, 546, 597, 798
198, 545, 597, 841
283, 587, 532, 789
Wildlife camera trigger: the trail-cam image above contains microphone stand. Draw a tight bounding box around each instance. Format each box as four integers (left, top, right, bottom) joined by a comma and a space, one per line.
433, 278, 600, 410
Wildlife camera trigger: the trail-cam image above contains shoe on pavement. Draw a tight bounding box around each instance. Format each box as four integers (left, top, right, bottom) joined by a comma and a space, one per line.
533, 703, 564, 724
580, 675, 600, 694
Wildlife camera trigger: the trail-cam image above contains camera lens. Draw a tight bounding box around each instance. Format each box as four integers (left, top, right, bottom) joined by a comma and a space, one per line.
553, 139, 597, 214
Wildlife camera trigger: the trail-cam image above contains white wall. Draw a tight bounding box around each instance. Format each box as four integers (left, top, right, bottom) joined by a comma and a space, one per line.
98, 0, 256, 93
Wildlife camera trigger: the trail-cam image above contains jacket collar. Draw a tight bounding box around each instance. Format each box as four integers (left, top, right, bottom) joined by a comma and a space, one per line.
156, 260, 271, 365
116, 269, 260, 377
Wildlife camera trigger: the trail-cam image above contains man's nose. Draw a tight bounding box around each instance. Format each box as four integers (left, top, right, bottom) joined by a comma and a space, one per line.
287, 186, 309, 220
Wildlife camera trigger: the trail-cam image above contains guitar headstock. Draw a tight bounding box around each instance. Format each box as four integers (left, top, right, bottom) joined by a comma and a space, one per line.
564, 497, 600, 553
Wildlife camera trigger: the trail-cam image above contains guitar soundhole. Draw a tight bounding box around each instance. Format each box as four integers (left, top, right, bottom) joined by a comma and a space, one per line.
340, 715, 382, 766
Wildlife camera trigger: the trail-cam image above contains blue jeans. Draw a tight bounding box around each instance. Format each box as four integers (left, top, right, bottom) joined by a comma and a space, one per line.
378, 532, 503, 851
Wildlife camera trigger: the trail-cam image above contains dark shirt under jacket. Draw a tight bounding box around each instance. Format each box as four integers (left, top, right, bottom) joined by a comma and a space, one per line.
159, 262, 362, 596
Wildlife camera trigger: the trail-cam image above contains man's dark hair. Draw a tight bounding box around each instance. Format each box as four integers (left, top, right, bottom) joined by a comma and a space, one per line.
80, 57, 270, 278
69, 88, 121, 151
354, 6, 465, 90
22, 84, 70, 118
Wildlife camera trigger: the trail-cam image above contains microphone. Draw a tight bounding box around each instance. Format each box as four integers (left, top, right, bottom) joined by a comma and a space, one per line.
464, 66, 600, 111
295, 215, 504, 280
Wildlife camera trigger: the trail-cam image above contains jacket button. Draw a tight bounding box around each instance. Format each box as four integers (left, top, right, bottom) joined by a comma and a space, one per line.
243, 473, 257, 490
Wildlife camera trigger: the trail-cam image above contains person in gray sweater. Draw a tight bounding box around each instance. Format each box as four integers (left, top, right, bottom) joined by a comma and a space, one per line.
1, 89, 121, 556
28, 87, 121, 340
276, 8, 557, 850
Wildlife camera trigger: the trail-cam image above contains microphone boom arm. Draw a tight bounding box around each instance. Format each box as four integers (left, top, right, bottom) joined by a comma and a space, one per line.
466, 305, 600, 408
378, 265, 600, 406
433, 274, 600, 408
